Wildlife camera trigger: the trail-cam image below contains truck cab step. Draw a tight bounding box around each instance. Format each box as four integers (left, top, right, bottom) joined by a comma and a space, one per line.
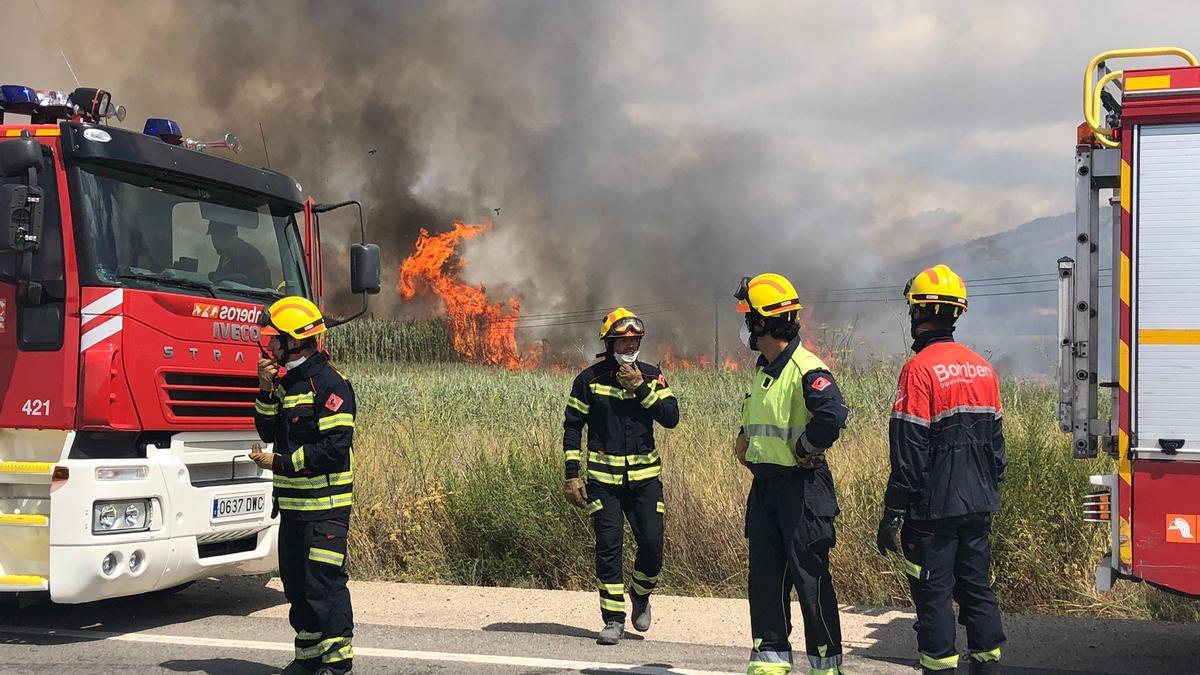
0, 514, 48, 527
0, 575, 48, 592
0, 462, 54, 475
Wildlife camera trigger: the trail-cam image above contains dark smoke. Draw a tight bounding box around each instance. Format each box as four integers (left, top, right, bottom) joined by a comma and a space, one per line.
42, 0, 1056, 371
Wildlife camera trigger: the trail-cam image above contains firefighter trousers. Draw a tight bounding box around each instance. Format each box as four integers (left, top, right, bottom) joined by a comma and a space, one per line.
746, 473, 842, 675
901, 512, 1005, 672
278, 516, 355, 673
587, 477, 664, 624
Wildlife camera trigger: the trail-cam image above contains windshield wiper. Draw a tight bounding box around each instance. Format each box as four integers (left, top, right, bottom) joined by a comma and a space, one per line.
213, 285, 282, 302
118, 272, 217, 298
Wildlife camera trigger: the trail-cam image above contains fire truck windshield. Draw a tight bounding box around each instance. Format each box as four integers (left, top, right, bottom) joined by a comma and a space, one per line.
69, 162, 308, 304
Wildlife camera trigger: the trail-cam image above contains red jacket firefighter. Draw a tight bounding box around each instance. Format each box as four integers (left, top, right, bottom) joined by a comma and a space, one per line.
877, 264, 1006, 675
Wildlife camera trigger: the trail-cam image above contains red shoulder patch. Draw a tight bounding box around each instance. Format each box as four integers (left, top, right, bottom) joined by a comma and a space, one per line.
325, 393, 344, 412
811, 376, 832, 392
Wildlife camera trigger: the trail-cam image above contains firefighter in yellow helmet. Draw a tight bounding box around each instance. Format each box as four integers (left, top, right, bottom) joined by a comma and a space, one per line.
562, 308, 680, 645
734, 274, 848, 675
877, 265, 1005, 674
249, 296, 357, 675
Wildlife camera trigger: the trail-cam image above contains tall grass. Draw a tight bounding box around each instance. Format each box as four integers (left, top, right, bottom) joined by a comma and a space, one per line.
341, 361, 1199, 622
325, 318, 455, 363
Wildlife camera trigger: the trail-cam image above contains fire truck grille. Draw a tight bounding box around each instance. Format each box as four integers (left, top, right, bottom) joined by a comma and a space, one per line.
162, 372, 260, 420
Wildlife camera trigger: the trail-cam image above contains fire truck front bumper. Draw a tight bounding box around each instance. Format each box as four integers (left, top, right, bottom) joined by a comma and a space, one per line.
47, 525, 278, 604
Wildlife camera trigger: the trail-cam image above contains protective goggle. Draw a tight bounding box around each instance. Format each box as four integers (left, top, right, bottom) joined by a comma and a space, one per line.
605, 316, 645, 338
734, 276, 751, 313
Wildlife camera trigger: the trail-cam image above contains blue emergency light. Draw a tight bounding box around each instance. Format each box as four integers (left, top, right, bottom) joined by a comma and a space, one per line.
0, 85, 38, 114
143, 118, 183, 145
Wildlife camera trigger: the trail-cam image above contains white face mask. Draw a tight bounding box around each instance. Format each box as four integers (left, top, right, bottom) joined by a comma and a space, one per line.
739, 324, 753, 349
614, 350, 639, 365
284, 355, 308, 370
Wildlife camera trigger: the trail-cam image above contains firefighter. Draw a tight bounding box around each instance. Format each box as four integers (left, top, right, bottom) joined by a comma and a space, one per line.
734, 273, 848, 675
876, 264, 1006, 675
562, 308, 680, 645
249, 296, 356, 675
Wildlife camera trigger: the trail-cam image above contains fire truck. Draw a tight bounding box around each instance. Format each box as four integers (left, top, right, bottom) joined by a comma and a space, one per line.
1060, 48, 1200, 599
0, 85, 379, 603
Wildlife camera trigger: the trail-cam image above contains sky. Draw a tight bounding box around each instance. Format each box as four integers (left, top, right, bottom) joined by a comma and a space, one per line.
2, 0, 1198, 367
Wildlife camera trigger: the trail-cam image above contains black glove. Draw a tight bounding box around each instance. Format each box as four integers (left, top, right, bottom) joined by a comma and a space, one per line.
876, 508, 904, 556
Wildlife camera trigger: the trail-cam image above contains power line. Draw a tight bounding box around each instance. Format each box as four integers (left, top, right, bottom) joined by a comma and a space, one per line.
503, 269, 1116, 324
412, 268, 1115, 331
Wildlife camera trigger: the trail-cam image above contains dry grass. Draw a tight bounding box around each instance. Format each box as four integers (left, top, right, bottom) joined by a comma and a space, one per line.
340, 361, 1200, 622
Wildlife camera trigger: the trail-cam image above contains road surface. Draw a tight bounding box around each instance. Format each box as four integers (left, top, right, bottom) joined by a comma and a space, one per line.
0, 577, 1196, 673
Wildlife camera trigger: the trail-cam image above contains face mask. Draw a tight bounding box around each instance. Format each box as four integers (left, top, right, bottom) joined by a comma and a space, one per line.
614, 350, 639, 365
739, 323, 756, 350
284, 355, 308, 370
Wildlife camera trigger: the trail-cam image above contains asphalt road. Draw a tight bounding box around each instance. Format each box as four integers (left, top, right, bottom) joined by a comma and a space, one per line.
0, 577, 1197, 674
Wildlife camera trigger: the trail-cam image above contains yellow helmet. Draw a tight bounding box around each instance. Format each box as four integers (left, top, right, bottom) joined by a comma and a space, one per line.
599, 307, 645, 340
904, 264, 968, 316
262, 296, 326, 340
735, 273, 802, 317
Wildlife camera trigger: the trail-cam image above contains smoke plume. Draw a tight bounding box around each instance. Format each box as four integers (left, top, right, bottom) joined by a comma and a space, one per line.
25, 0, 1078, 371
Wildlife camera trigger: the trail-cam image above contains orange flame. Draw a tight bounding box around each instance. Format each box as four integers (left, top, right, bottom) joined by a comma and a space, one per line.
798, 305, 837, 367
658, 343, 695, 370
398, 221, 539, 369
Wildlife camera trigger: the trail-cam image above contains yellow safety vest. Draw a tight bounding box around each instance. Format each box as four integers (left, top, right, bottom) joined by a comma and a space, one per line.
742, 346, 829, 467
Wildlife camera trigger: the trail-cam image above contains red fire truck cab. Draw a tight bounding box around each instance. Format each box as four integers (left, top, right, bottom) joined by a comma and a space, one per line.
0, 85, 379, 603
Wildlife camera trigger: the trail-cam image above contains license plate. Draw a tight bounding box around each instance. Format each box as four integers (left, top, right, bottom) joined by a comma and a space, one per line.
211, 493, 266, 521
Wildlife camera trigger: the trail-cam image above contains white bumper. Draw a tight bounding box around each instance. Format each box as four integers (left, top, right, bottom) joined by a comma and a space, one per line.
43, 430, 279, 603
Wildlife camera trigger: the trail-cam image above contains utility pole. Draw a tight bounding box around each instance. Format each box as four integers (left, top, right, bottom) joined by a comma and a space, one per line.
713, 297, 719, 370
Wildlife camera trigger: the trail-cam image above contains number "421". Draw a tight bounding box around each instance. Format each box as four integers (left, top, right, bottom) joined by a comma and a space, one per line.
21, 399, 50, 416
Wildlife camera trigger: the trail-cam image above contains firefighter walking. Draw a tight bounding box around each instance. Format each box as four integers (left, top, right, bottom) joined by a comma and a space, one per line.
734, 273, 848, 675
876, 265, 1006, 675
562, 308, 680, 645
250, 297, 356, 675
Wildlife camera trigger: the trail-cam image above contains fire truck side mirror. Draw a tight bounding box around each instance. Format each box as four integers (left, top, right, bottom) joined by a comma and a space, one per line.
350, 243, 381, 295
0, 138, 44, 253
0, 137, 41, 178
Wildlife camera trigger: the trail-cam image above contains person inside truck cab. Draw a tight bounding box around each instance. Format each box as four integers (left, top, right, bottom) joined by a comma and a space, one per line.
207, 219, 272, 288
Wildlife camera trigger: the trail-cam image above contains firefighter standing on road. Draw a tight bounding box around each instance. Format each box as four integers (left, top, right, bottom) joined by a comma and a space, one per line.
876, 264, 1006, 675
249, 296, 357, 675
562, 308, 680, 646
735, 273, 848, 675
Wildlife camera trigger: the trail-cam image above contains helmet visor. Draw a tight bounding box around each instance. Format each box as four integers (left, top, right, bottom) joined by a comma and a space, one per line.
606, 316, 645, 338
734, 276, 751, 313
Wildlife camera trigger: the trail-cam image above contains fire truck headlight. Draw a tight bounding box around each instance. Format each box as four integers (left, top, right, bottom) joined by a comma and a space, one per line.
124, 503, 142, 528
97, 505, 117, 530
93, 499, 151, 534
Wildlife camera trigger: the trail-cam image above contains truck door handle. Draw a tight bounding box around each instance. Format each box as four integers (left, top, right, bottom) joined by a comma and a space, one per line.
1158, 439, 1185, 455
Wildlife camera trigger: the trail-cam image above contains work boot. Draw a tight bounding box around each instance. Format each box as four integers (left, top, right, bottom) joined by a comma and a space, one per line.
631, 593, 651, 632
281, 661, 315, 675
596, 620, 624, 645
969, 660, 1001, 675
